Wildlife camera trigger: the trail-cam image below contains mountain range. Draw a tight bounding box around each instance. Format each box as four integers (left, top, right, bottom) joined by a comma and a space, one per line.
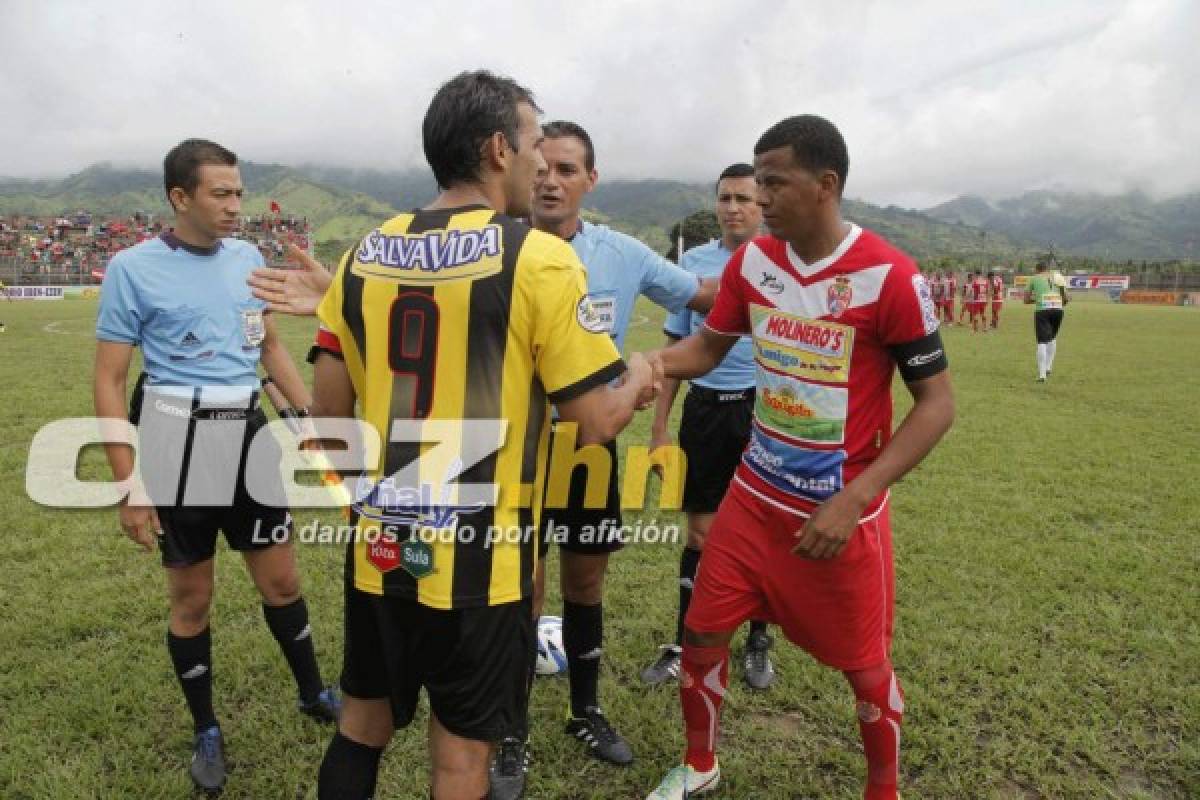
1, 163, 1195, 264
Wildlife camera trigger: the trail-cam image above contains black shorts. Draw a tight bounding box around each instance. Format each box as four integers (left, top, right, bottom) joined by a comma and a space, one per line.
678, 386, 754, 513
539, 434, 624, 557
340, 586, 534, 742
1035, 309, 1064, 343
135, 387, 291, 568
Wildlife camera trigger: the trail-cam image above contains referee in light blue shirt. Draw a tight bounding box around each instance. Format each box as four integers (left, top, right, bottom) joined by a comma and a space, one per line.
93, 139, 339, 794
641, 163, 778, 692
488, 120, 718, 790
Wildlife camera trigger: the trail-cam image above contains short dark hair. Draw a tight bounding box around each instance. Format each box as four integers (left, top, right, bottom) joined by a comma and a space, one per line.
715, 162, 754, 193
754, 115, 849, 195
422, 70, 540, 189
542, 120, 595, 172
163, 139, 237, 210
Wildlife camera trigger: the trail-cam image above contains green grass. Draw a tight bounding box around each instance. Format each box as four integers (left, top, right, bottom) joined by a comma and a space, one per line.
0, 296, 1197, 799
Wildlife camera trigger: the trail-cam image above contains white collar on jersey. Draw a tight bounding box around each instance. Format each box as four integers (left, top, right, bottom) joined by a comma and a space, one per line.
784, 222, 862, 277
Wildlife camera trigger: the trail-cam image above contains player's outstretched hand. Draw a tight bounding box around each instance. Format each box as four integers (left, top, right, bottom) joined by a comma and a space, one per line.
119, 502, 161, 553
791, 488, 867, 559
247, 242, 333, 316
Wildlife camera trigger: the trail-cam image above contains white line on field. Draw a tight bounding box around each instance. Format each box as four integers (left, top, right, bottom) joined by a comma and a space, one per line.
43, 321, 86, 335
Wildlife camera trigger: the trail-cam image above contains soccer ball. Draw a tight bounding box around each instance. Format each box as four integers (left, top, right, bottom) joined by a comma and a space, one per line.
535, 615, 568, 676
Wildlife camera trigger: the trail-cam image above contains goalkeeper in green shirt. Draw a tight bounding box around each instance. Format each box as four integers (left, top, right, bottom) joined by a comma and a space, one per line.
1024, 259, 1068, 381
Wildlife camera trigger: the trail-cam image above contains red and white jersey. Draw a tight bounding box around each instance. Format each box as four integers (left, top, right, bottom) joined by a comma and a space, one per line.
970, 278, 988, 302
705, 224, 942, 521
947, 276, 958, 300
930, 277, 946, 301
990, 275, 1004, 301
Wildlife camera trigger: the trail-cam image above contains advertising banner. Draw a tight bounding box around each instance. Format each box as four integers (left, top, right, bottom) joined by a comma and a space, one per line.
4, 285, 66, 300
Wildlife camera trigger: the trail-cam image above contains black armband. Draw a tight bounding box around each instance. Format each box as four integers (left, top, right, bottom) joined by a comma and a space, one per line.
306, 344, 344, 364
890, 330, 948, 382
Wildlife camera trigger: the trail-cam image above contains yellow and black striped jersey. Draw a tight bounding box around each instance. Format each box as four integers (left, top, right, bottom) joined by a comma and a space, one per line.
314, 205, 623, 609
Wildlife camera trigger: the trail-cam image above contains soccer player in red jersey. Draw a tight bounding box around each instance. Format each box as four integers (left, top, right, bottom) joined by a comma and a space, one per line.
930, 270, 946, 317
969, 272, 989, 332
988, 270, 1005, 329
944, 271, 957, 324
957, 272, 973, 326
644, 115, 955, 800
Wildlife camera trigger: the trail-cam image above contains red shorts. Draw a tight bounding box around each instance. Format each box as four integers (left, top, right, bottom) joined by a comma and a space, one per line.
991, 301, 1003, 313
686, 486, 895, 671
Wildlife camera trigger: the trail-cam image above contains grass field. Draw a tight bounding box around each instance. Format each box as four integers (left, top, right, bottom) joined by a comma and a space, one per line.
0, 295, 1197, 799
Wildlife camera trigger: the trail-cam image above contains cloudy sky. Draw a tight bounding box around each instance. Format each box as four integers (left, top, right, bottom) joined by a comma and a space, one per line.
1, 0, 1195, 208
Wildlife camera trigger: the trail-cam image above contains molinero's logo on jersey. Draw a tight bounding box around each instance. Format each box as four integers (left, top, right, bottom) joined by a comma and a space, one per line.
352, 225, 504, 284
750, 305, 854, 383
827, 275, 853, 317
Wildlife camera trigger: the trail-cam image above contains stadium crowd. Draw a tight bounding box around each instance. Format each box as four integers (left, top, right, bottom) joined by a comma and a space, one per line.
0, 210, 310, 282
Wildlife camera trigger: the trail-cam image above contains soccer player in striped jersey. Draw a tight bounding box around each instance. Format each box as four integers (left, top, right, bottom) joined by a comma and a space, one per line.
644, 115, 954, 800
293, 71, 657, 800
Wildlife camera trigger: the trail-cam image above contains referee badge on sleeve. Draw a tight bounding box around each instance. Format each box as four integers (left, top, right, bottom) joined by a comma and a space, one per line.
241, 308, 265, 347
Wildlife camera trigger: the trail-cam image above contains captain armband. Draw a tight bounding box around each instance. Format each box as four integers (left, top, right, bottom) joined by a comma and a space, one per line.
890, 330, 948, 382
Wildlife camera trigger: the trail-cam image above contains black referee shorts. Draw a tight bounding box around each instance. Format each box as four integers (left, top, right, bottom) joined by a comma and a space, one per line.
134, 386, 291, 568
678, 386, 754, 514
539, 434, 624, 557
340, 585, 534, 743
1034, 309, 1064, 343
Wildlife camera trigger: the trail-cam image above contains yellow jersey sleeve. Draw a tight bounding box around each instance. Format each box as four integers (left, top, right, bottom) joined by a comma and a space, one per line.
526, 233, 625, 402
315, 249, 353, 346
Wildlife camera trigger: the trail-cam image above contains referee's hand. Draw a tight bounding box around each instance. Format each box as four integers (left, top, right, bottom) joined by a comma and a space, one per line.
119, 503, 161, 553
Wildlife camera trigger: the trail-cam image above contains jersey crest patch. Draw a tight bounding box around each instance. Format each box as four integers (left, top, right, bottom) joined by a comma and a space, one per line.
576, 295, 608, 333
827, 275, 853, 317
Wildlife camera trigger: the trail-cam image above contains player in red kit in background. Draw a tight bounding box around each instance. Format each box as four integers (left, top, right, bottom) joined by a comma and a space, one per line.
930, 270, 946, 320
957, 271, 973, 326
944, 271, 958, 324
969, 272, 989, 332
988, 270, 1005, 329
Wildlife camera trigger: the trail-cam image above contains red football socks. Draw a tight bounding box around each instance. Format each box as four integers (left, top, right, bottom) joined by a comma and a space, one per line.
845, 663, 905, 800
679, 642, 729, 773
